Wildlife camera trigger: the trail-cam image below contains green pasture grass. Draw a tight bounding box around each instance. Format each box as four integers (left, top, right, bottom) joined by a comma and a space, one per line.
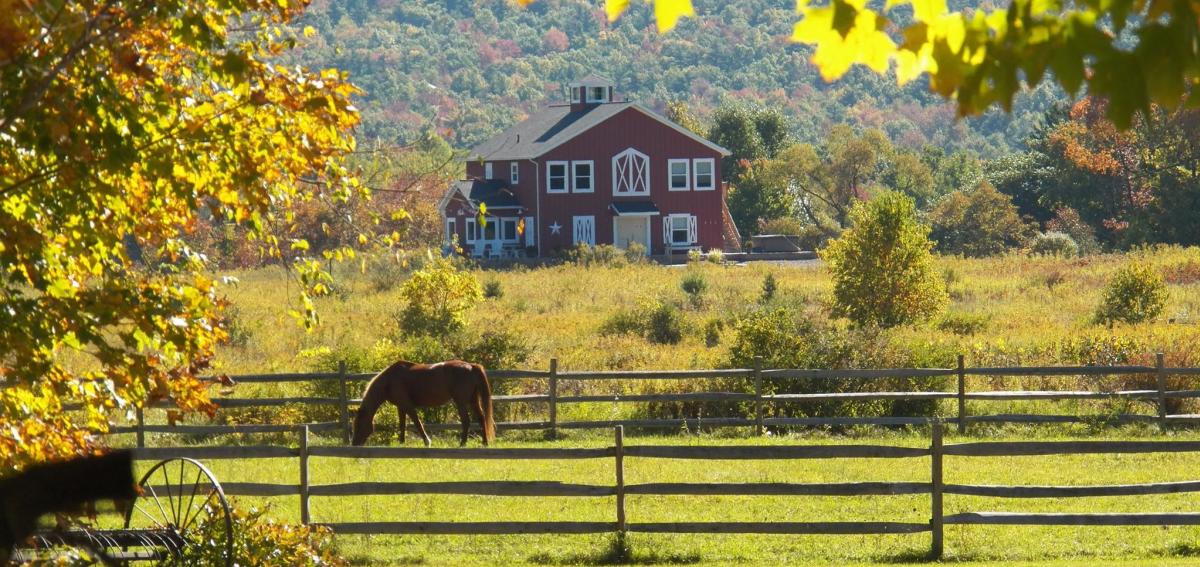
122, 430, 1200, 566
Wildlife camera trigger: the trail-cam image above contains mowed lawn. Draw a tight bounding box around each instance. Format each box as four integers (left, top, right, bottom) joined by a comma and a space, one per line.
126, 429, 1200, 566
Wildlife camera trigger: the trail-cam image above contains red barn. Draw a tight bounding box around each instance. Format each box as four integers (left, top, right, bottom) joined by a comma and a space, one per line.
439, 74, 738, 258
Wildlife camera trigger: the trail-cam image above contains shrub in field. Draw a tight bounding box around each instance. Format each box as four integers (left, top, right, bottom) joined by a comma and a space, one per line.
687, 248, 703, 263
680, 272, 708, 307
935, 311, 990, 336
929, 182, 1032, 257
461, 330, 532, 369
396, 258, 483, 336
570, 243, 626, 267
623, 242, 648, 263
483, 279, 503, 299
823, 192, 947, 328
1094, 262, 1168, 325
364, 252, 417, 292
760, 273, 778, 303
178, 502, 346, 566
218, 305, 252, 348
706, 249, 725, 264
647, 302, 684, 345
1030, 231, 1079, 257
1046, 206, 1100, 255
599, 299, 685, 345
704, 318, 725, 347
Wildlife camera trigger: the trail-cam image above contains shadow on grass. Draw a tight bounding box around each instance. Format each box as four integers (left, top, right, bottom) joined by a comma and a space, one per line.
872, 548, 942, 564
528, 533, 702, 565
1167, 543, 1200, 557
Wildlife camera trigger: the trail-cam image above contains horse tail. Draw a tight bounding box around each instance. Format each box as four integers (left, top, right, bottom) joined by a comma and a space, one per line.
472, 364, 495, 444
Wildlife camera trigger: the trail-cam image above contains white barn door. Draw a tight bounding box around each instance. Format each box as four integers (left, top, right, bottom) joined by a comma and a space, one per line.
573, 215, 595, 246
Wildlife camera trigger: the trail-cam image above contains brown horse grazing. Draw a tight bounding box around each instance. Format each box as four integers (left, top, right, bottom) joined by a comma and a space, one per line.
351, 360, 495, 447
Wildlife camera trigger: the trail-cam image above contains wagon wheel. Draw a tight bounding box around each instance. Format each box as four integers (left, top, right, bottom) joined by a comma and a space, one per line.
122, 458, 233, 567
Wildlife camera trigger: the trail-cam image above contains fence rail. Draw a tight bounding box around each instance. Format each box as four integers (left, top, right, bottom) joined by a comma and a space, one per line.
125, 423, 1200, 559
112, 353, 1200, 445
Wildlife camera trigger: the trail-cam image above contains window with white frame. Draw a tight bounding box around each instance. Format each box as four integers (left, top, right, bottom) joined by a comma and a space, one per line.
547, 161, 568, 193
465, 218, 477, 243
612, 148, 650, 196
587, 86, 606, 103
668, 159, 690, 191
572, 161, 594, 193
571, 87, 582, 103
510, 162, 519, 184
444, 218, 456, 243
483, 217, 497, 241
663, 214, 697, 247
693, 158, 715, 191
484, 162, 493, 179
501, 217, 519, 242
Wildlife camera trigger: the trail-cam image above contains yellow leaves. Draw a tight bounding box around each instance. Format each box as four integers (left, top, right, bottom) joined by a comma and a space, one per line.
601, 0, 695, 33
303, 25, 316, 38
794, 2, 896, 80
606, 0, 630, 22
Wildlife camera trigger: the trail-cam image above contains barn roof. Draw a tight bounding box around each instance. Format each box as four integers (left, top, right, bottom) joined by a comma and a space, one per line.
467, 103, 731, 161
440, 179, 523, 213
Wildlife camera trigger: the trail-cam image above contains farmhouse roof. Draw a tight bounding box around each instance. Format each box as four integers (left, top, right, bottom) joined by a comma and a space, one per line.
442, 179, 523, 211
467, 102, 731, 161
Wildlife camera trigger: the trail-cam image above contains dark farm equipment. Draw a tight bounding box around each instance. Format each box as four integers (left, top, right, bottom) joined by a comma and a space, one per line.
11, 458, 233, 566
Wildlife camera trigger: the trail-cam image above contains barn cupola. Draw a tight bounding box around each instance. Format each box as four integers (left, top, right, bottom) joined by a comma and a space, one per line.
568, 73, 616, 111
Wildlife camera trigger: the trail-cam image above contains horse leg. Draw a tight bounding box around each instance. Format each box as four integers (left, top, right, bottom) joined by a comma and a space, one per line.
470, 393, 488, 447
455, 400, 471, 447
397, 406, 406, 444
409, 409, 432, 447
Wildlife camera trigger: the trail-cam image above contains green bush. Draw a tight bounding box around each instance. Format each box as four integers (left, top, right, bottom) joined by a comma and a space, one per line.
936, 311, 990, 336
703, 318, 724, 347
396, 258, 483, 336
647, 302, 684, 345
1094, 262, 1168, 325
822, 192, 947, 328
598, 309, 645, 337
461, 330, 532, 369
483, 279, 503, 299
929, 182, 1033, 257
706, 248, 725, 264
1030, 231, 1079, 257
680, 272, 707, 307
1046, 206, 1100, 255
623, 242, 648, 263
760, 273, 777, 303
570, 243, 626, 267
178, 501, 346, 566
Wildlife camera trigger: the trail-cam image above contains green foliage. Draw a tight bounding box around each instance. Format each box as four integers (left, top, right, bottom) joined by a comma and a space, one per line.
1046, 207, 1101, 255
397, 258, 483, 336
823, 192, 947, 328
178, 502, 346, 566
599, 299, 685, 345
461, 330, 532, 369
936, 311, 991, 336
686, 248, 704, 263
929, 182, 1032, 257
703, 318, 725, 348
1094, 263, 1169, 325
483, 279, 504, 299
680, 272, 708, 307
761, 273, 778, 303
1031, 232, 1080, 257
623, 242, 649, 263
570, 244, 627, 267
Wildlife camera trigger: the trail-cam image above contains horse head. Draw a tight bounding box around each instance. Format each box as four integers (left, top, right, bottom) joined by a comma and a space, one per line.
350, 406, 374, 446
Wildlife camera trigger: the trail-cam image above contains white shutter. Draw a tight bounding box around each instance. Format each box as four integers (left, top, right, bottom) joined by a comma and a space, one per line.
524, 216, 535, 247
662, 217, 671, 245
687, 216, 698, 244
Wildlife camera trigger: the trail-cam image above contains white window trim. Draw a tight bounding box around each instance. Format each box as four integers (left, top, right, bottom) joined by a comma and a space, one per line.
445, 218, 456, 244
500, 217, 521, 243
693, 158, 716, 191
510, 162, 519, 184
547, 161, 569, 193
612, 148, 650, 196
571, 160, 594, 193
484, 162, 493, 179
465, 218, 477, 243
664, 214, 697, 247
571, 87, 582, 103
668, 159, 691, 191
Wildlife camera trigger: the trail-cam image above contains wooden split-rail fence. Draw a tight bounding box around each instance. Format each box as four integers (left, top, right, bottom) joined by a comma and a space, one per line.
113, 353, 1200, 445
125, 423, 1200, 558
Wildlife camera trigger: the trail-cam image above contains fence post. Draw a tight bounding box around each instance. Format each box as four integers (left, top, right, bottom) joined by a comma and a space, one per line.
956, 354, 967, 435
1157, 352, 1167, 432
135, 407, 145, 449
930, 421, 944, 559
614, 425, 626, 533
337, 360, 351, 445
754, 356, 764, 436
300, 425, 311, 525
549, 358, 559, 439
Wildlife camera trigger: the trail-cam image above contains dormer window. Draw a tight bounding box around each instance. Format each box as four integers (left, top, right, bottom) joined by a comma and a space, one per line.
571, 87, 582, 103
587, 86, 607, 103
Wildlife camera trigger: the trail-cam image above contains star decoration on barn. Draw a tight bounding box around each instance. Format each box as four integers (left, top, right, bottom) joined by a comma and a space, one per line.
549, 221, 562, 234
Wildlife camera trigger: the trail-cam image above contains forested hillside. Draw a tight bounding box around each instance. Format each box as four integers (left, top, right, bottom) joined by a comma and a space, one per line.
294, 0, 1064, 156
